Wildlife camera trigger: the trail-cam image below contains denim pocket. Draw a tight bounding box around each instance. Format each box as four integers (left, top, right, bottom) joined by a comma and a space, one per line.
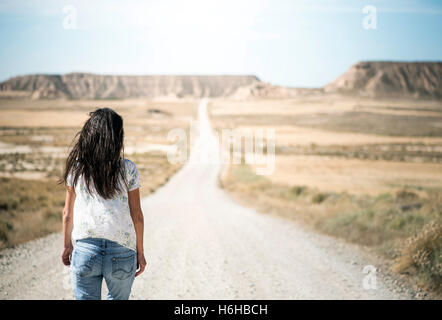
70, 248, 94, 277
112, 254, 135, 280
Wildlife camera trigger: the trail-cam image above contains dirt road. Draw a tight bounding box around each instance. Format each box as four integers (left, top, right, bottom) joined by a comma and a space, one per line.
0, 100, 415, 299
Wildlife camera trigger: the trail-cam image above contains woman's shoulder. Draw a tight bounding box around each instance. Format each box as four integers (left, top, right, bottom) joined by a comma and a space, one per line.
122, 157, 138, 170
122, 157, 141, 190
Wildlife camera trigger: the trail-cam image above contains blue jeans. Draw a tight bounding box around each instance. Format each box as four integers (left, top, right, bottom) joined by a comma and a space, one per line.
70, 237, 137, 300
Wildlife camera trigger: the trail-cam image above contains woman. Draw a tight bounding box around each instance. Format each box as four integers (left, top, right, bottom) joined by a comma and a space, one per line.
59, 107, 147, 300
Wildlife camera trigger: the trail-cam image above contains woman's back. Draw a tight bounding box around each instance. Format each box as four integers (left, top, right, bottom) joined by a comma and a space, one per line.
67, 157, 141, 251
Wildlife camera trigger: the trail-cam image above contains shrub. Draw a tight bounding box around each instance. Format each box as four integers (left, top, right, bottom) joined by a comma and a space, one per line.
0, 221, 13, 242
394, 220, 442, 292
312, 193, 328, 204
396, 189, 419, 201
290, 186, 306, 196
43, 208, 60, 220
375, 193, 393, 202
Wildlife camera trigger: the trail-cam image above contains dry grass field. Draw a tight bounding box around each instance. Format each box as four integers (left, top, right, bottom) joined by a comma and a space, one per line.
210, 95, 442, 293
0, 98, 197, 249
259, 155, 442, 195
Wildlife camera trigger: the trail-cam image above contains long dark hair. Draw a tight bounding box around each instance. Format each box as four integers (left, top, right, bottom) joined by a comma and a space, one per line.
58, 108, 128, 199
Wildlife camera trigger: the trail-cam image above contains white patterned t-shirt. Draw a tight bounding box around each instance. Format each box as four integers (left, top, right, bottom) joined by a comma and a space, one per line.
67, 158, 141, 251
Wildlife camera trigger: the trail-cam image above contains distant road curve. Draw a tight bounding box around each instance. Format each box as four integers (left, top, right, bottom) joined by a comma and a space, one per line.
0, 99, 415, 299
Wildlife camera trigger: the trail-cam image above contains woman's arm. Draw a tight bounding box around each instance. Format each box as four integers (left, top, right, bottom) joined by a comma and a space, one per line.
61, 186, 76, 266
128, 188, 147, 277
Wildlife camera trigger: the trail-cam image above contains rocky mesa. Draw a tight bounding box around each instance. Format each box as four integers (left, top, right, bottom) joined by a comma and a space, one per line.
324, 61, 442, 99
1, 62, 441, 100
0, 74, 260, 99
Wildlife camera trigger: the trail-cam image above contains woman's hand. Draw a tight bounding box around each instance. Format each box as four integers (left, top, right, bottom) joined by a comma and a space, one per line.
129, 188, 146, 277
62, 245, 73, 266
62, 187, 75, 266
135, 252, 147, 277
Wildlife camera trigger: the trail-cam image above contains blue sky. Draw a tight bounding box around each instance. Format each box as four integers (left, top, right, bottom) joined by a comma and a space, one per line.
0, 0, 441, 87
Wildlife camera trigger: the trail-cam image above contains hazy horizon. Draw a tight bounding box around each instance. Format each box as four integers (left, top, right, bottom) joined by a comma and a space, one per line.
1, 0, 442, 87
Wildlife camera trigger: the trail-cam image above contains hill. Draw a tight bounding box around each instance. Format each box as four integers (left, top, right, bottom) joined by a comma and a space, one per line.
2, 62, 441, 100
324, 61, 442, 99
0, 73, 260, 99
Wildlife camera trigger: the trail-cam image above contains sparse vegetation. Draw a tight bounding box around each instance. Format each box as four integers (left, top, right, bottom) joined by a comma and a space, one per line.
223, 164, 442, 294
0, 177, 65, 249
311, 193, 327, 204
393, 220, 441, 292
211, 97, 442, 295
215, 111, 442, 137
290, 186, 306, 196
276, 143, 442, 163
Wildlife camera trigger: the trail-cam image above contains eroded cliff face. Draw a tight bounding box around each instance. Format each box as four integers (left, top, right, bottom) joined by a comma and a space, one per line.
0, 73, 260, 99
2, 62, 441, 100
324, 62, 442, 99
